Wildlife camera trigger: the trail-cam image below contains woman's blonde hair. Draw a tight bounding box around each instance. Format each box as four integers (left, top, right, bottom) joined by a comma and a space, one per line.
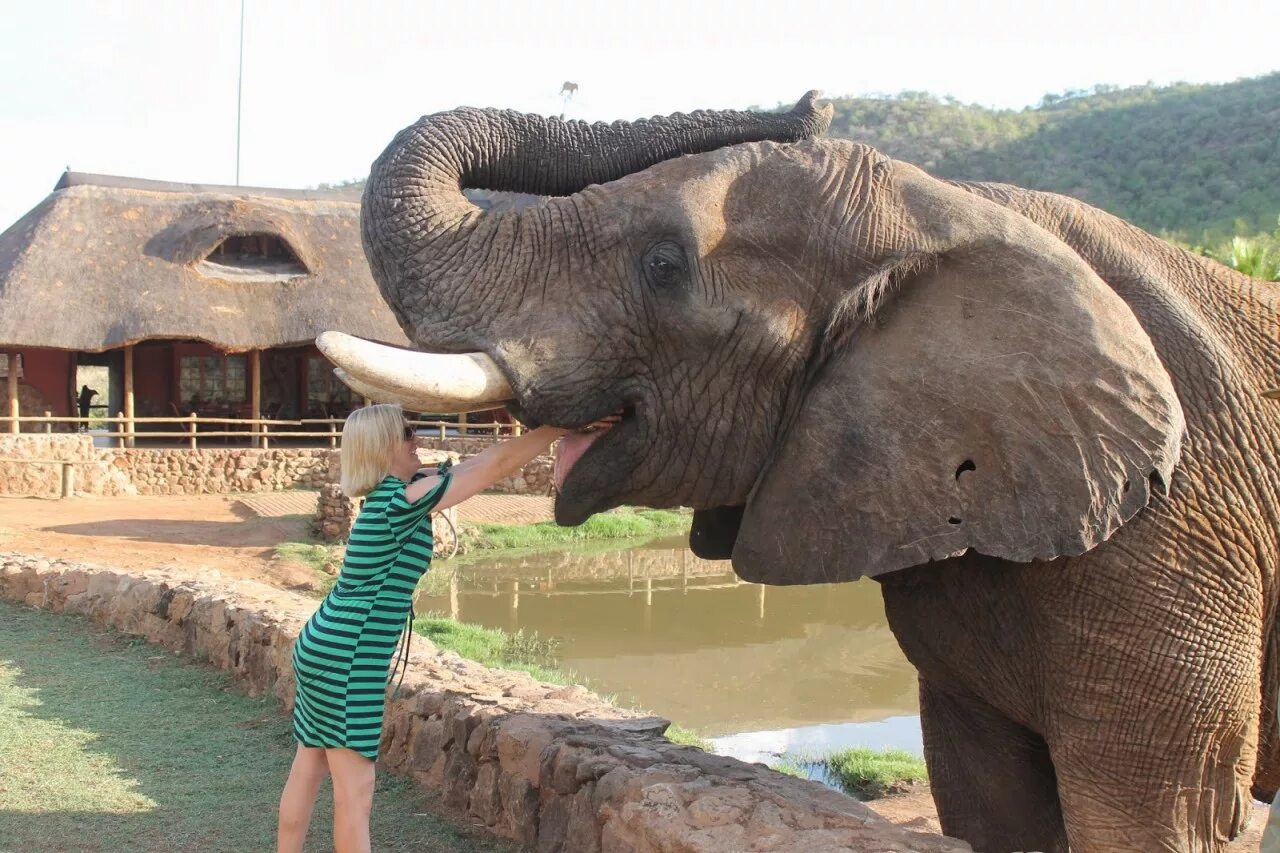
340, 403, 408, 496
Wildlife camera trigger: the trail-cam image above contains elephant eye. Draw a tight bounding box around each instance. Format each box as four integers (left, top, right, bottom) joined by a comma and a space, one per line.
643, 242, 688, 289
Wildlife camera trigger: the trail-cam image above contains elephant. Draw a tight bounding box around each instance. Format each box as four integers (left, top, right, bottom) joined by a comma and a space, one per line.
320, 92, 1280, 851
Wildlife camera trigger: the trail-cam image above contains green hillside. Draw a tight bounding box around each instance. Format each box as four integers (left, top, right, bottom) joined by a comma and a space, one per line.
816, 73, 1280, 243
329, 74, 1280, 250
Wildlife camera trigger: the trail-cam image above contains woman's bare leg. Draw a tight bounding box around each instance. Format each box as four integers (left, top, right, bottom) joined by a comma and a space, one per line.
327, 748, 375, 853
277, 745, 329, 853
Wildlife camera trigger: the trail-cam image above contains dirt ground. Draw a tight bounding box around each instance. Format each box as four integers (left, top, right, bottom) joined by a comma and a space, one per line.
865, 782, 1268, 849
0, 493, 320, 590
0, 493, 1270, 849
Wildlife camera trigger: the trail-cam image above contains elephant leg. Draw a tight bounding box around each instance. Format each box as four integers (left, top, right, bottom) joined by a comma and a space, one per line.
1047, 698, 1255, 852
919, 676, 1068, 853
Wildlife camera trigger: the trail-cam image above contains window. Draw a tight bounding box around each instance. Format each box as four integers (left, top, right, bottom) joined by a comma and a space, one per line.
306, 357, 355, 416
197, 233, 307, 281
0, 352, 22, 379
179, 355, 247, 405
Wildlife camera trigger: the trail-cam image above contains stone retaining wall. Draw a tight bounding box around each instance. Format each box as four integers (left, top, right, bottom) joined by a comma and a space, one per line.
114, 448, 332, 495
0, 435, 332, 498
0, 435, 550, 504
0, 553, 967, 852
0, 434, 135, 497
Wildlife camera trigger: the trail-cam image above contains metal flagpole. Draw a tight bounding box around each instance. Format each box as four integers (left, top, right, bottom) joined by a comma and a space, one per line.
235, 0, 245, 185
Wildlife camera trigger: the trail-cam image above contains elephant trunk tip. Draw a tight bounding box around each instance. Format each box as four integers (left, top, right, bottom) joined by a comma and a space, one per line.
791, 90, 834, 138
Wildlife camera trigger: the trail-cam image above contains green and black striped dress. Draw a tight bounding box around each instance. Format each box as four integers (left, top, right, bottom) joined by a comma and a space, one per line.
291, 463, 451, 759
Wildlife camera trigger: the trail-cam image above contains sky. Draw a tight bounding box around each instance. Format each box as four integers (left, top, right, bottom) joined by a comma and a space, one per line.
2, 0, 1278, 230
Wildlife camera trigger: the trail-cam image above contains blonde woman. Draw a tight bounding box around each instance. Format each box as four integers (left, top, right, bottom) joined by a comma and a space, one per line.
277, 403, 615, 853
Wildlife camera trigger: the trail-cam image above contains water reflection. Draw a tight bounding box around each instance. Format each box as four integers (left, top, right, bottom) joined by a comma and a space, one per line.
415, 537, 922, 757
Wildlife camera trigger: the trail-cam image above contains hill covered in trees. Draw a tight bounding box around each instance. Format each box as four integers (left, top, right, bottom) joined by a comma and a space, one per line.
814, 73, 1280, 244
329, 74, 1279, 248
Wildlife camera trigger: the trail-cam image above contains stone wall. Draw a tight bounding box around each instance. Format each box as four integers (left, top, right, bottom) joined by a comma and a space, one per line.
114, 448, 331, 496
0, 553, 967, 853
0, 434, 134, 497
0, 434, 332, 498
0, 434, 550, 502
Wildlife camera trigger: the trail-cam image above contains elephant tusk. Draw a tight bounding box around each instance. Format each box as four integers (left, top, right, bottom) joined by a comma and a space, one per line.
316, 331, 515, 414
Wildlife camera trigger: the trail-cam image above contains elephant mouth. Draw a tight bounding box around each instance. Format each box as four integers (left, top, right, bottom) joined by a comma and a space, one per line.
552, 402, 633, 491
317, 331, 638, 516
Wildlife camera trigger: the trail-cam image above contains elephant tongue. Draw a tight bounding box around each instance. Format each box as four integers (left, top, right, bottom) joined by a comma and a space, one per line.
555, 430, 605, 490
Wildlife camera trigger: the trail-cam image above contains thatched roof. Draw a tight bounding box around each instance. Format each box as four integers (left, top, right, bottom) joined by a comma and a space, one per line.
0, 172, 409, 352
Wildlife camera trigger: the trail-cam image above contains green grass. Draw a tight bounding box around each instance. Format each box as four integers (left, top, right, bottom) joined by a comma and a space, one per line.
274, 541, 343, 575
768, 758, 808, 780
458, 508, 691, 553
0, 600, 508, 853
807, 747, 928, 799
274, 540, 343, 595
663, 724, 711, 751
412, 613, 567, 685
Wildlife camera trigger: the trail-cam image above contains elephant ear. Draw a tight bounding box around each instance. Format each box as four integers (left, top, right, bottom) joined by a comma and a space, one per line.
732, 170, 1185, 583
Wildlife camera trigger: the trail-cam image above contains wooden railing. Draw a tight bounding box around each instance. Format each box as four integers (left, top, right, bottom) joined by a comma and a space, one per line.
6, 412, 523, 450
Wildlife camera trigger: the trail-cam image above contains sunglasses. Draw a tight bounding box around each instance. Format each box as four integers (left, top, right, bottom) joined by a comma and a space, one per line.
402, 424, 415, 441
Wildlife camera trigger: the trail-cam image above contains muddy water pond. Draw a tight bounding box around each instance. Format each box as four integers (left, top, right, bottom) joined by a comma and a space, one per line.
415, 536, 922, 764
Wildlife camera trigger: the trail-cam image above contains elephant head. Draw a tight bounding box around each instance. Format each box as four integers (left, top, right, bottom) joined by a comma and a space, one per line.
325, 93, 1185, 583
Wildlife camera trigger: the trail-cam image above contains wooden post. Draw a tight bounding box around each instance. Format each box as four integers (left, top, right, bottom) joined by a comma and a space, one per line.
328, 420, 337, 449
44, 410, 52, 434
60, 462, 75, 498
6, 352, 18, 434
438, 423, 447, 439
513, 422, 523, 436
187, 412, 198, 450
123, 344, 135, 448
249, 349, 262, 448
458, 412, 468, 436
115, 411, 125, 449
262, 421, 270, 450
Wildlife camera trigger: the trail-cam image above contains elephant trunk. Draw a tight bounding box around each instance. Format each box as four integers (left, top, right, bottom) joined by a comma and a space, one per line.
361, 92, 832, 333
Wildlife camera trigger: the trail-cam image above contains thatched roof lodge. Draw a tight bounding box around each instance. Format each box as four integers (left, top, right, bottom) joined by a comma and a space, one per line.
0, 171, 416, 441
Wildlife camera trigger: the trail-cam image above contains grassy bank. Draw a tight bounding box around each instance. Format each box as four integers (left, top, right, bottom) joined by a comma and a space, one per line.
412, 613, 566, 685
775, 748, 928, 800
0, 600, 507, 853
459, 507, 690, 552
412, 612, 711, 751
274, 540, 343, 575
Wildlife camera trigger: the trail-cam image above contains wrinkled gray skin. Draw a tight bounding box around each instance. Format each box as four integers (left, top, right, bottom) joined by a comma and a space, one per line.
358, 94, 1280, 851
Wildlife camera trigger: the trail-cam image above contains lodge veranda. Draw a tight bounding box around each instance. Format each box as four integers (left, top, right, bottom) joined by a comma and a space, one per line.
0, 172, 524, 455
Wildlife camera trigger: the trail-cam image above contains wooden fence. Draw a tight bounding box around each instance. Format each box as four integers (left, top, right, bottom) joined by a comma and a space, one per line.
7, 412, 522, 450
